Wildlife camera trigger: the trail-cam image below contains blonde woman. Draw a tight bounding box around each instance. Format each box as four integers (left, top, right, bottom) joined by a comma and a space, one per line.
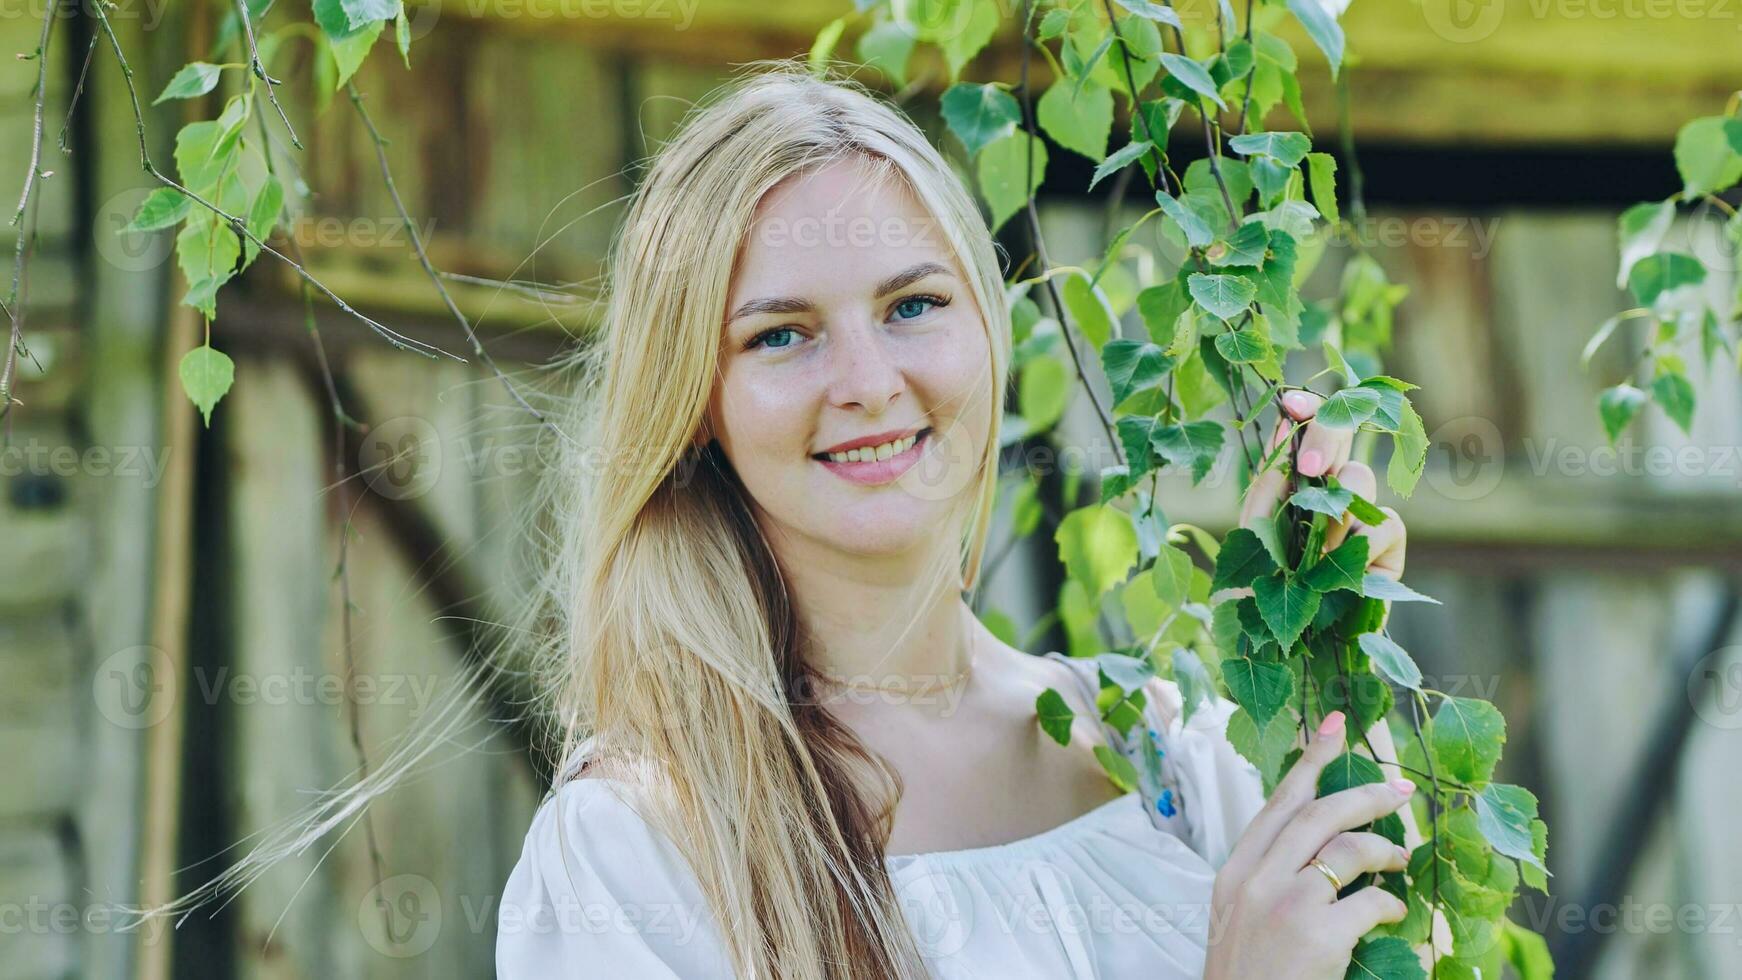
497, 63, 1416, 979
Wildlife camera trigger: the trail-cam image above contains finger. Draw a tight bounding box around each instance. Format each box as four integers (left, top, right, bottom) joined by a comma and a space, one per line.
1328, 886, 1411, 943
1297, 417, 1354, 481
1262, 778, 1415, 876
1238, 465, 1289, 529
1301, 832, 1410, 900
1323, 460, 1377, 552
1352, 506, 1407, 580
1224, 711, 1348, 871
1281, 391, 1352, 480
1238, 413, 1299, 528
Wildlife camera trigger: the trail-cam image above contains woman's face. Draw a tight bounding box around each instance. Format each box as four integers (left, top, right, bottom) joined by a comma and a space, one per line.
708, 156, 994, 560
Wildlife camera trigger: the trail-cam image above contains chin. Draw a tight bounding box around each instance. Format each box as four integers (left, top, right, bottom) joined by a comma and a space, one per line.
817, 500, 947, 557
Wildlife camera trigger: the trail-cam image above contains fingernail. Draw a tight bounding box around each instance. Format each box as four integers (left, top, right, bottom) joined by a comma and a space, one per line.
1395, 845, 1411, 863
1317, 711, 1345, 737
1299, 449, 1325, 476
1389, 778, 1416, 796
1282, 391, 1313, 416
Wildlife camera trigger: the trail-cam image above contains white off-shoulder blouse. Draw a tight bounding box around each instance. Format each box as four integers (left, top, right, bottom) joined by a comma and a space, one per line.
497, 652, 1268, 978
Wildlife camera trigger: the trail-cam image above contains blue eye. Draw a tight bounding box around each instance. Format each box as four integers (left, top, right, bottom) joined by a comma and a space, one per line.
751, 327, 798, 350
893, 295, 944, 320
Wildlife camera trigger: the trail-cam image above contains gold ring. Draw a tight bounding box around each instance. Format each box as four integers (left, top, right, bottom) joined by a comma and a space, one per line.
1308, 858, 1344, 893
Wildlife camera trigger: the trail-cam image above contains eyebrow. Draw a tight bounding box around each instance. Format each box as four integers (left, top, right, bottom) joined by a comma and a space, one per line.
724, 261, 954, 327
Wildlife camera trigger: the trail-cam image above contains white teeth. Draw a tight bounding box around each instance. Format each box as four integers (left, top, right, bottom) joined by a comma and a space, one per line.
827, 433, 919, 464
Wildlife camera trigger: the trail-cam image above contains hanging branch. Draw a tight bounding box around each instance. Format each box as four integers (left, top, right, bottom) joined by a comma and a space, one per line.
3, 0, 58, 421
87, 2, 460, 361
1018, 0, 1122, 459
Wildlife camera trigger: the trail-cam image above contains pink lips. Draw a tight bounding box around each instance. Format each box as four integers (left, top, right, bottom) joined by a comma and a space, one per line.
815, 429, 930, 486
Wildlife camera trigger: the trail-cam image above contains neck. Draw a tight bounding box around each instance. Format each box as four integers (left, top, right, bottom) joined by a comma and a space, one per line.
761, 522, 975, 690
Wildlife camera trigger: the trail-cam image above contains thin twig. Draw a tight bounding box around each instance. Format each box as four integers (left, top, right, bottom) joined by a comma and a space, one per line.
233, 0, 300, 149
346, 83, 552, 430
58, 35, 98, 153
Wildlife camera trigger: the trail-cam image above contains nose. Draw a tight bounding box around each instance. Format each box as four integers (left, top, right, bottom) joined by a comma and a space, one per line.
826, 319, 904, 416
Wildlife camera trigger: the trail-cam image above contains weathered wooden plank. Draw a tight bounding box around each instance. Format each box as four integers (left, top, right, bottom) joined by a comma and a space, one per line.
0, 615, 78, 819
0, 826, 77, 980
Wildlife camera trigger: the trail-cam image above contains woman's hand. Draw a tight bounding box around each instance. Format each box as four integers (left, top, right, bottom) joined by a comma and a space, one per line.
1201, 710, 1414, 980
1236, 389, 1407, 582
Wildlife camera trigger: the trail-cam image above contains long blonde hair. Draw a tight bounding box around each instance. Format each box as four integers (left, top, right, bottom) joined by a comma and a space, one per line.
515, 62, 1014, 978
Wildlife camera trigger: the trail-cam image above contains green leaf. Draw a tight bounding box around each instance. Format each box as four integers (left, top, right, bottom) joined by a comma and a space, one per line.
1345, 491, 1387, 526
1036, 688, 1076, 746
1344, 935, 1425, 980
858, 19, 917, 86
938, 0, 999, 80
242, 175, 283, 268
1091, 140, 1155, 191
1315, 386, 1382, 429
1212, 527, 1278, 592
1616, 198, 1676, 289
1101, 339, 1173, 406
1598, 383, 1647, 443
1502, 919, 1555, 980
1038, 79, 1114, 162
1289, 485, 1352, 519
154, 62, 225, 105
1223, 655, 1294, 728
1673, 116, 1742, 200
941, 83, 1020, 158
1094, 744, 1141, 792
1287, 0, 1345, 79
1226, 704, 1299, 793
1208, 221, 1270, 268
1432, 696, 1507, 787
1097, 651, 1157, 696
1018, 355, 1070, 430
1172, 647, 1214, 722
326, 17, 384, 90
1187, 272, 1256, 321
1160, 53, 1227, 110
1302, 535, 1368, 593
1229, 131, 1311, 167
1155, 190, 1215, 248
1358, 632, 1423, 692
1114, 0, 1182, 28
1253, 573, 1320, 652
977, 132, 1048, 233
1627, 252, 1706, 306
179, 344, 235, 427
1475, 783, 1549, 873
1151, 542, 1195, 607
1151, 420, 1225, 484
1056, 505, 1139, 599
1362, 574, 1438, 604
395, 5, 411, 66
1306, 151, 1339, 224
1062, 272, 1118, 349
1651, 370, 1696, 434
125, 188, 192, 233
1387, 399, 1428, 498
1214, 327, 1269, 364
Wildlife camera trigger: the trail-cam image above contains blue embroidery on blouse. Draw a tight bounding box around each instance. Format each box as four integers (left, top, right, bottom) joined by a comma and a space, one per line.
1156, 788, 1177, 818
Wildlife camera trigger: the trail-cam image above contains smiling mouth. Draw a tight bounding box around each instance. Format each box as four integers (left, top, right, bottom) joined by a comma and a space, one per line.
811, 427, 932, 485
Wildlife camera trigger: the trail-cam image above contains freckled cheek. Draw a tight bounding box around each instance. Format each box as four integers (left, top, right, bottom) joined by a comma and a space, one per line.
719, 370, 823, 469
899, 320, 993, 422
